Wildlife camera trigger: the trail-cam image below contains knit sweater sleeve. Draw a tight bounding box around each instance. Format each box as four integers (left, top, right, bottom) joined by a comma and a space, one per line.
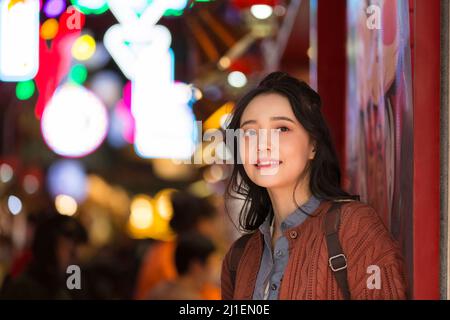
220, 244, 235, 300
340, 203, 408, 300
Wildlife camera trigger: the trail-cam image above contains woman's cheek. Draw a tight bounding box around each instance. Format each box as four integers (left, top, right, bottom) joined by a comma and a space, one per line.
282, 137, 310, 168
239, 137, 258, 164
238, 139, 247, 166
239, 141, 254, 177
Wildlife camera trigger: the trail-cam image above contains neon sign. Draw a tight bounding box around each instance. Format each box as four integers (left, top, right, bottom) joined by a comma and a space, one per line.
0, 0, 40, 81
104, 0, 196, 159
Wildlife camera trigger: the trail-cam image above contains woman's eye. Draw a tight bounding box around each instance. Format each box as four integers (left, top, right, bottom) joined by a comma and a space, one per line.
276, 126, 290, 132
243, 129, 257, 137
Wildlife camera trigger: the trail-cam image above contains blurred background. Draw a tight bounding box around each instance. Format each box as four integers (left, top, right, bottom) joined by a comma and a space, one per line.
0, 0, 444, 299
0, 0, 311, 300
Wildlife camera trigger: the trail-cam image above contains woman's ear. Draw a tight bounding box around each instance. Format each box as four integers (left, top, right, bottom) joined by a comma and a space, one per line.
309, 143, 316, 160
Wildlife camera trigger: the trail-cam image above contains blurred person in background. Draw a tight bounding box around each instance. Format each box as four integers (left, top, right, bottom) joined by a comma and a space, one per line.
6, 214, 40, 281
134, 190, 220, 300
0, 213, 88, 299
148, 232, 217, 300
80, 236, 143, 299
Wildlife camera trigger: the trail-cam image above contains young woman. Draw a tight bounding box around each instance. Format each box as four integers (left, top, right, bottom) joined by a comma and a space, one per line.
221, 72, 407, 300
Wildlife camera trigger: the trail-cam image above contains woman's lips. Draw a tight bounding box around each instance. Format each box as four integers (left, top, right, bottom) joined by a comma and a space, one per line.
255, 160, 282, 169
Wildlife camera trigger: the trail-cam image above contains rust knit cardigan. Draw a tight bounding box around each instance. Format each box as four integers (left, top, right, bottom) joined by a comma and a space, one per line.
221, 200, 408, 300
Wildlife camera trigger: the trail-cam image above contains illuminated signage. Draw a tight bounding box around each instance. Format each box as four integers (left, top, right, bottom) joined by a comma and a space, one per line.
104, 0, 196, 159
0, 0, 40, 81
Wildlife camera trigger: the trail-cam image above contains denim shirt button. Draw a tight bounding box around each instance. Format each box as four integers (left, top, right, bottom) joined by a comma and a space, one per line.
271, 283, 278, 291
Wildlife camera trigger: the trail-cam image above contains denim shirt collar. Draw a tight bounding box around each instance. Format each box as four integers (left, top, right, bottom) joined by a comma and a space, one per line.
259, 195, 321, 236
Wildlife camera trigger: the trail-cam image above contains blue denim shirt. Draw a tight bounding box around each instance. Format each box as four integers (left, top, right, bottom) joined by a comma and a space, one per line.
252, 196, 322, 300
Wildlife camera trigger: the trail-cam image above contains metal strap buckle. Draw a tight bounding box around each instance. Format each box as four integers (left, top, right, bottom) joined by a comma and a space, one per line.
329, 254, 348, 272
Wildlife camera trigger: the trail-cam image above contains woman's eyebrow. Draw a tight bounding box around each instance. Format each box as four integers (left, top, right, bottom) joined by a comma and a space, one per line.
240, 116, 295, 127
240, 119, 257, 127
270, 116, 295, 123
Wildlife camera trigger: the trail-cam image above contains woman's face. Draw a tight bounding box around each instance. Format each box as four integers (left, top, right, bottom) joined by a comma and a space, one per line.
238, 93, 315, 189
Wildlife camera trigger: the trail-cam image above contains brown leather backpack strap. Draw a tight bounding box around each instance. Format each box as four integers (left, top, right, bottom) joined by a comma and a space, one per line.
324, 201, 352, 300
229, 233, 253, 297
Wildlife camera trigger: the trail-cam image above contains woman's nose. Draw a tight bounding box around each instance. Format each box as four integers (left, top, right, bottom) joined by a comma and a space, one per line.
257, 129, 271, 151
257, 143, 271, 152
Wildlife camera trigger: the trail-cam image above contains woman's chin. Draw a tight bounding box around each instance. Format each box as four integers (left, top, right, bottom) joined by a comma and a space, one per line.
250, 174, 285, 188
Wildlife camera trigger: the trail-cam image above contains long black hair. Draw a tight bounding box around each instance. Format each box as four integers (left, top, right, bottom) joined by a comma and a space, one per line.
225, 71, 358, 232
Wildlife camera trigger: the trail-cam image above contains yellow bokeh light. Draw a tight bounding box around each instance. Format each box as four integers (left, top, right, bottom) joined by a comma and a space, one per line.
154, 189, 176, 221
127, 193, 175, 241
72, 34, 96, 61
40, 19, 59, 40
203, 165, 224, 184
218, 56, 231, 70
129, 195, 154, 230
8, 0, 26, 10
151, 158, 194, 181
55, 194, 78, 216
203, 102, 234, 131
194, 87, 203, 101
188, 180, 213, 198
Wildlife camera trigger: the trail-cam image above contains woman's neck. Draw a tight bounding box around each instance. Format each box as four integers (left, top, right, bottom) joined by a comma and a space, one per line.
267, 179, 312, 241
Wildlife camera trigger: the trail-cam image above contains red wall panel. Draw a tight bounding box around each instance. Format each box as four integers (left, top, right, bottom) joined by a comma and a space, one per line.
412, 0, 441, 299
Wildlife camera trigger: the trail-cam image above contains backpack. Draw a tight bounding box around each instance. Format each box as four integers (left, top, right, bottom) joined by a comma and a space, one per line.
228, 200, 352, 299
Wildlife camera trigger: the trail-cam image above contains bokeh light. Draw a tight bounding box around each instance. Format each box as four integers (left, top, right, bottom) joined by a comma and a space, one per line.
41, 84, 108, 158
154, 189, 176, 220
40, 18, 59, 40
227, 71, 247, 88
163, 0, 189, 16
43, 0, 66, 18
203, 165, 225, 184
203, 102, 233, 130
72, 34, 96, 61
0, 0, 40, 81
129, 195, 154, 230
69, 64, 88, 84
23, 174, 40, 194
127, 192, 175, 240
71, 0, 109, 15
16, 80, 35, 100
7, 195, 22, 215
250, 4, 273, 20
55, 194, 78, 216
0, 163, 13, 183
47, 159, 87, 202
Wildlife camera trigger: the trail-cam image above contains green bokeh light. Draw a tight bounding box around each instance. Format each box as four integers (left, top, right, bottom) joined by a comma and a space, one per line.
70, 0, 109, 15
69, 64, 88, 84
16, 80, 35, 101
164, 8, 184, 16
144, 0, 192, 17
71, 0, 214, 17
